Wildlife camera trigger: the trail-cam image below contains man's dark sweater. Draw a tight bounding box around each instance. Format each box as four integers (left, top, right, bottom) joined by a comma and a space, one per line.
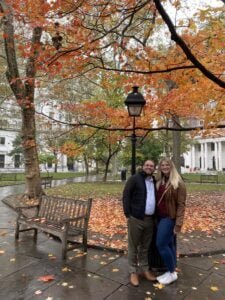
122, 171, 156, 220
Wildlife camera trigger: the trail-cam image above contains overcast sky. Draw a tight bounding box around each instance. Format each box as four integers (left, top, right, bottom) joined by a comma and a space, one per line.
166, 0, 224, 21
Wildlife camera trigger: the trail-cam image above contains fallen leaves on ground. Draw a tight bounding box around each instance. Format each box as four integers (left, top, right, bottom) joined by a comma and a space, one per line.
88, 192, 225, 250
0, 230, 8, 237
153, 282, 165, 289
62, 267, 71, 272
10, 258, 16, 262
38, 275, 55, 282
48, 253, 57, 260
182, 192, 225, 235
34, 290, 42, 295
112, 268, 119, 272
210, 286, 219, 292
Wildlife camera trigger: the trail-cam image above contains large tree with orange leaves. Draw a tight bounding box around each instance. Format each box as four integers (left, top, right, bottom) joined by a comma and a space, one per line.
0, 0, 44, 198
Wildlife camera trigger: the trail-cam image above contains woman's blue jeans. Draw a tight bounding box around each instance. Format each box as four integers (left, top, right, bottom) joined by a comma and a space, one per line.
156, 217, 176, 273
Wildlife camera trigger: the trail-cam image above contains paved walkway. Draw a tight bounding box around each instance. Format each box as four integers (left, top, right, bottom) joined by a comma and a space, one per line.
1, 185, 225, 299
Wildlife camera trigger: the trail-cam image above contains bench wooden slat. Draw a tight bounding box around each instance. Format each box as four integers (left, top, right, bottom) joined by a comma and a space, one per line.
41, 176, 53, 188
200, 174, 218, 184
15, 195, 92, 259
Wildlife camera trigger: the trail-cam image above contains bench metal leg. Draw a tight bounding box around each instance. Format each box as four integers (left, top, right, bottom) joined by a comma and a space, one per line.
61, 229, 68, 260
34, 229, 38, 240
61, 238, 67, 260
15, 222, 20, 240
83, 232, 87, 252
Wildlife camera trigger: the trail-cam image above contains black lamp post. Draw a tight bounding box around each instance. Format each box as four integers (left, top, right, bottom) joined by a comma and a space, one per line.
125, 86, 146, 175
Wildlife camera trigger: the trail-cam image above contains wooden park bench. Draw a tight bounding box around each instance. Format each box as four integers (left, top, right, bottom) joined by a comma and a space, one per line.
41, 176, 53, 188
200, 174, 219, 184
15, 195, 92, 259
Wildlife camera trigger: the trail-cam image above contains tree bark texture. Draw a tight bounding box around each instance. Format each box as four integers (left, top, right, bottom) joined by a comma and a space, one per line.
1, 0, 43, 198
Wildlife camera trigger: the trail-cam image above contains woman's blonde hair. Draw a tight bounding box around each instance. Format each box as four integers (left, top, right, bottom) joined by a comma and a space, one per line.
156, 158, 183, 189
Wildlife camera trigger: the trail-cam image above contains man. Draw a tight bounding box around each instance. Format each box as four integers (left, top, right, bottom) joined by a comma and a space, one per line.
123, 160, 156, 287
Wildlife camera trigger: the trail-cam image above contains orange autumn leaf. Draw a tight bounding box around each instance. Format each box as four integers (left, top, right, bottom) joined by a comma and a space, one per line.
38, 275, 55, 282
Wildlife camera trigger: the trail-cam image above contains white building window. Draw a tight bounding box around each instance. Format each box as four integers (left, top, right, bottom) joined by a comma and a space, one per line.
0, 155, 5, 168
14, 154, 21, 168
0, 137, 5, 145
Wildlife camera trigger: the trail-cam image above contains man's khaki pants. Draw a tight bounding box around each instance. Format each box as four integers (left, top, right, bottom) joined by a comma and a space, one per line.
128, 215, 154, 274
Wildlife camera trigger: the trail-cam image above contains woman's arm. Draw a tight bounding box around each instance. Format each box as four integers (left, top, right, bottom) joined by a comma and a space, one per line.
174, 182, 187, 233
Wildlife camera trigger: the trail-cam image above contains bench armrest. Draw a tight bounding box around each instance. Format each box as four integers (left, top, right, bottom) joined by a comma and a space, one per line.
16, 204, 40, 218
62, 215, 86, 223
16, 204, 40, 211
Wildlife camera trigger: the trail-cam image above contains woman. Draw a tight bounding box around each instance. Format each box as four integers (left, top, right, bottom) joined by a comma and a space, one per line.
155, 158, 186, 285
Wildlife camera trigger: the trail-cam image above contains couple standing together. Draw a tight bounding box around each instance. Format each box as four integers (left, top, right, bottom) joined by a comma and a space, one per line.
122, 158, 186, 286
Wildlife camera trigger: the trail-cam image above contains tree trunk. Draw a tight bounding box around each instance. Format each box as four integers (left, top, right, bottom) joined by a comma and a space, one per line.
83, 154, 89, 176
103, 159, 110, 182
1, 0, 43, 198
172, 115, 181, 173
102, 145, 120, 182
21, 107, 42, 197
54, 151, 58, 173
164, 119, 170, 157
95, 159, 99, 174
111, 155, 118, 176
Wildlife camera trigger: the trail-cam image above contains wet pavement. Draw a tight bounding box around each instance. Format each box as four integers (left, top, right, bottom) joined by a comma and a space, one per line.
0, 184, 225, 299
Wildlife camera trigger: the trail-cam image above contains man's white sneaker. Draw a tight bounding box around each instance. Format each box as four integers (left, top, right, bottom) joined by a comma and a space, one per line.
158, 272, 178, 285
156, 271, 170, 282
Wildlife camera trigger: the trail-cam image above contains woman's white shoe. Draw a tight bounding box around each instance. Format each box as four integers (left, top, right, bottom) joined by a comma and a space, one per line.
156, 271, 170, 282
158, 272, 178, 285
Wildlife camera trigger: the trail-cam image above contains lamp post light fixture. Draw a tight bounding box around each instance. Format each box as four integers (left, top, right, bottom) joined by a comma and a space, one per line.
124, 86, 146, 175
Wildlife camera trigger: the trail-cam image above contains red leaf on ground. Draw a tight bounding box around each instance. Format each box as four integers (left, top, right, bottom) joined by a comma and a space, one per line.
38, 275, 55, 282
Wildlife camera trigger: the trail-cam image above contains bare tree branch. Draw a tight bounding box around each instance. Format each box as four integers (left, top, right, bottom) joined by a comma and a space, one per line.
94, 64, 196, 74
36, 111, 225, 132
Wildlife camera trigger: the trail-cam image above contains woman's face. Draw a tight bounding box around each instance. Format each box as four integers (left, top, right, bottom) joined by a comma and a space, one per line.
160, 161, 171, 176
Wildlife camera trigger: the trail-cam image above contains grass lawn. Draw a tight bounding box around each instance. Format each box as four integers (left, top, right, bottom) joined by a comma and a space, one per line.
187, 183, 225, 192
182, 173, 225, 184
1, 172, 225, 191
47, 181, 225, 199
47, 182, 124, 198
0, 172, 85, 186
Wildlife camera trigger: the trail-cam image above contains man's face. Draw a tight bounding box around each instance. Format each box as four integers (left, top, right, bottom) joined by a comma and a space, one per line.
142, 160, 155, 175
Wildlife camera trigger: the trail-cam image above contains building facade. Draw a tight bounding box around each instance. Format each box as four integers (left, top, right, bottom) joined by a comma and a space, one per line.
0, 128, 21, 170
0, 96, 84, 173
0, 99, 22, 171
183, 133, 225, 173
